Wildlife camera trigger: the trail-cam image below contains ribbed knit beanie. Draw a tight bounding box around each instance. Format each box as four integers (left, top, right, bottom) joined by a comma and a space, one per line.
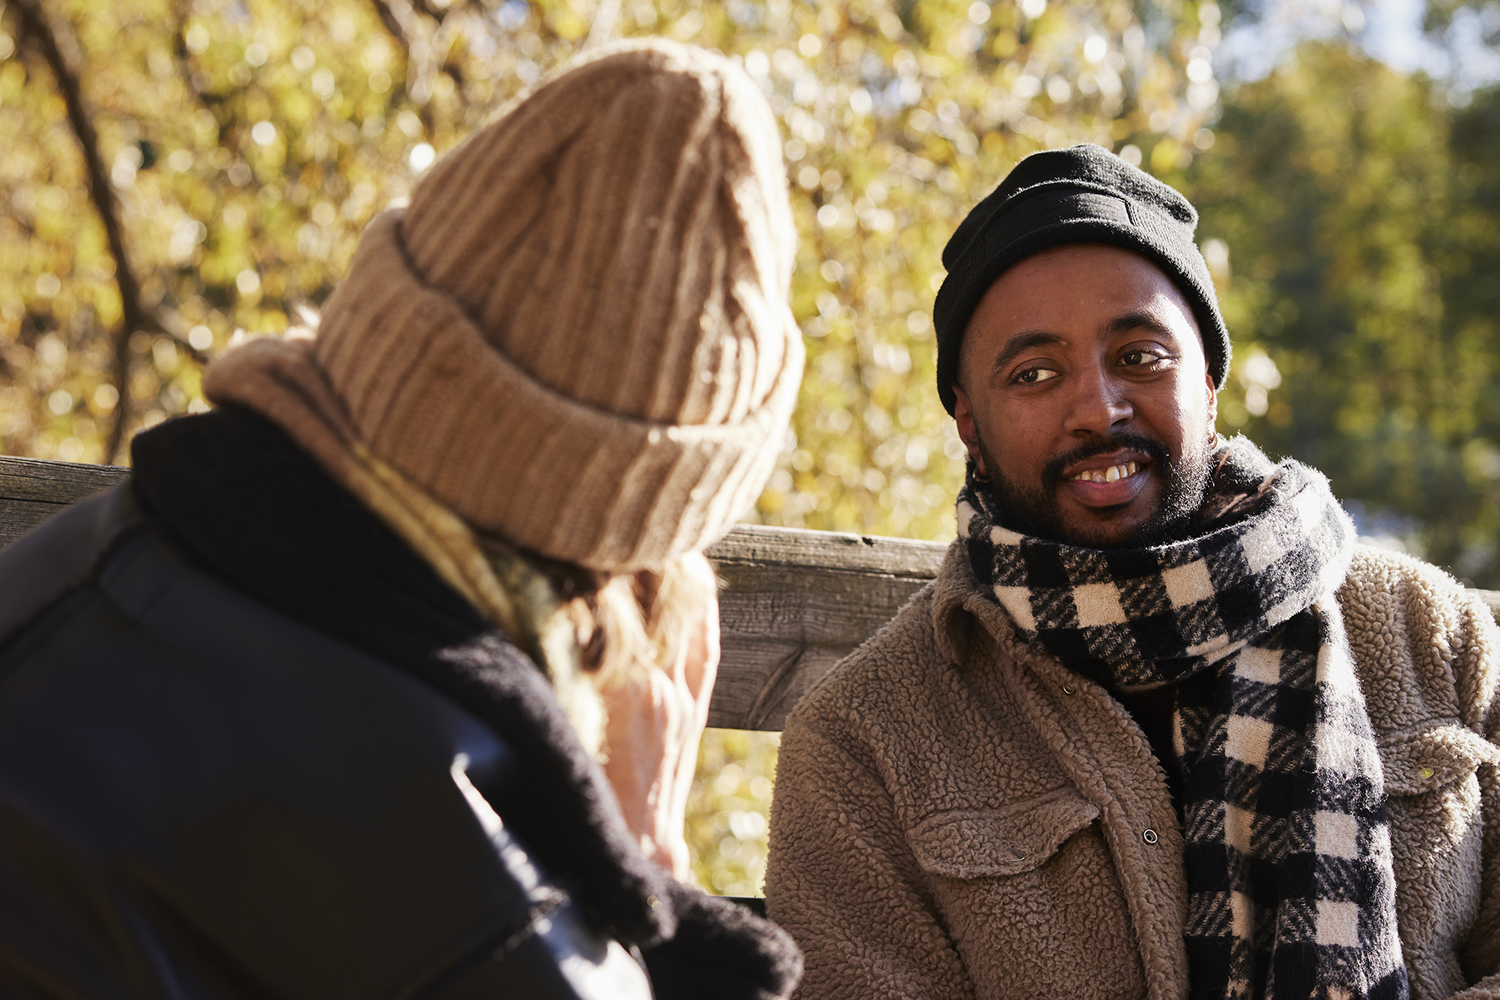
933, 143, 1229, 414
309, 40, 803, 571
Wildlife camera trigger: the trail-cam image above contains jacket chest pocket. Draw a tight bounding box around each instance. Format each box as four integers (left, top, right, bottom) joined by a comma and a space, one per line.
1377, 724, 1500, 966
1379, 724, 1499, 870
1379, 724, 1500, 798
907, 788, 1148, 1000
908, 787, 1101, 878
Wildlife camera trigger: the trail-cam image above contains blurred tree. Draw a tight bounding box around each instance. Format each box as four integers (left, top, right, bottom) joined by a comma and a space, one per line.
0, 0, 1220, 516
0, 0, 1219, 891
1178, 41, 1500, 587
1423, 0, 1500, 56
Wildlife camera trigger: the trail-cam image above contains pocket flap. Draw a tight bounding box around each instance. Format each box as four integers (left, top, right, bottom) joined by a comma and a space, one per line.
909, 787, 1099, 878
1380, 724, 1500, 795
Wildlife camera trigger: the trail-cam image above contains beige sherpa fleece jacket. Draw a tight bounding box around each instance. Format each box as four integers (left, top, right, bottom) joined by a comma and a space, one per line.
765, 542, 1500, 1000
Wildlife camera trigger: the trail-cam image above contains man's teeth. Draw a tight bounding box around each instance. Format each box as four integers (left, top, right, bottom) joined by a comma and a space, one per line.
1073, 461, 1139, 484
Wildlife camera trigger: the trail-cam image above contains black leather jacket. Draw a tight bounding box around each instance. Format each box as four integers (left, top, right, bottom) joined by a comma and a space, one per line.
0, 409, 798, 999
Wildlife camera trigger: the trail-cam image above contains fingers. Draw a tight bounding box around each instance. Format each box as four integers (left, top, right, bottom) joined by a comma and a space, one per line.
596, 551, 723, 881
675, 552, 721, 699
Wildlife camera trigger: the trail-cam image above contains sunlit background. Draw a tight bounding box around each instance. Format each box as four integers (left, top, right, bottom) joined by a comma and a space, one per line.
3, 0, 1498, 894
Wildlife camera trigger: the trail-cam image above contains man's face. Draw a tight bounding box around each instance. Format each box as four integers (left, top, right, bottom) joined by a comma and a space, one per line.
951, 244, 1218, 549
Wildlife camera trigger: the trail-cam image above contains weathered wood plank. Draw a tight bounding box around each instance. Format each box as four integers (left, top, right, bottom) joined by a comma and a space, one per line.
4, 455, 1499, 733
706, 523, 945, 580
0, 455, 130, 502
0, 497, 84, 549
704, 525, 945, 730
0, 456, 130, 546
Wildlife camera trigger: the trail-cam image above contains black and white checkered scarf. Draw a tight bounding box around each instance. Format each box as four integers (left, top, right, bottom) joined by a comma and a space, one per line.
959, 437, 1409, 1000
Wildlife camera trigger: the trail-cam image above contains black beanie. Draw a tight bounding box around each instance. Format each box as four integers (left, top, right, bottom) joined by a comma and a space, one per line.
933, 143, 1230, 415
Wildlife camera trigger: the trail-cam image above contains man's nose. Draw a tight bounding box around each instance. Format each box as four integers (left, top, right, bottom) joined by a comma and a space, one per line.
1065, 365, 1132, 437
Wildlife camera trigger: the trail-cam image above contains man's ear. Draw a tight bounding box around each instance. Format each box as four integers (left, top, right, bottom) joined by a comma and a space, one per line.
1205, 369, 1219, 429
951, 384, 988, 478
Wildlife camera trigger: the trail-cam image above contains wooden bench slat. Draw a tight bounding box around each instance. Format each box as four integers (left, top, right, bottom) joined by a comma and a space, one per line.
705, 522, 945, 579
707, 541, 938, 730
0, 498, 83, 549
0, 455, 131, 502
702, 526, 946, 728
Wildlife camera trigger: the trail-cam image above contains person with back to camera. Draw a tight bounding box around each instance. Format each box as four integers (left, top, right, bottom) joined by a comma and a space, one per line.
765, 144, 1500, 1000
0, 39, 805, 999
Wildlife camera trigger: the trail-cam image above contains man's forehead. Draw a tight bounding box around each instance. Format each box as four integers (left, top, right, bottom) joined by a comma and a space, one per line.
992, 242, 1178, 290
966, 243, 1204, 343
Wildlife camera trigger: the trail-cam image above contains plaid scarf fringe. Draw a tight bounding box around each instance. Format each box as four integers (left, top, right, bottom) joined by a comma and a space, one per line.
960, 438, 1408, 1000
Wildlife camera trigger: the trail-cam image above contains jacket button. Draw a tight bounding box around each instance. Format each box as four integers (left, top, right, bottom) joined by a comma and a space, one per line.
1062, 684, 1076, 696
1418, 767, 1435, 780
1142, 829, 1159, 845
1012, 849, 1027, 861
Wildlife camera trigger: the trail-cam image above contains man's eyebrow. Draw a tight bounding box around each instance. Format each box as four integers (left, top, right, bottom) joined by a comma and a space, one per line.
989, 331, 1066, 376
1105, 310, 1177, 340
985, 312, 1182, 376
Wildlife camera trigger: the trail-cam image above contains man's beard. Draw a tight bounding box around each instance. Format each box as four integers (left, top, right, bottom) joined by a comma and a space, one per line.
974, 427, 1214, 550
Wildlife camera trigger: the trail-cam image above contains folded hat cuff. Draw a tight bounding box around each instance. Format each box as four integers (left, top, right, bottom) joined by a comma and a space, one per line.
315, 211, 799, 571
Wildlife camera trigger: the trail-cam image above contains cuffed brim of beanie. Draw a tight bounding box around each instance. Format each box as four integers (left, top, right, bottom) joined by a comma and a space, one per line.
314, 212, 801, 571
934, 216, 1231, 414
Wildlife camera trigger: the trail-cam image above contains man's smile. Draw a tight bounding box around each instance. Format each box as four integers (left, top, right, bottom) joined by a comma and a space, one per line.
1068, 459, 1141, 484
1061, 454, 1151, 508
1048, 445, 1159, 510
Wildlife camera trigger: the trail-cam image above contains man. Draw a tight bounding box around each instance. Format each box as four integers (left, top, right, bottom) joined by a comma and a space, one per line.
765, 144, 1500, 1000
0, 42, 803, 998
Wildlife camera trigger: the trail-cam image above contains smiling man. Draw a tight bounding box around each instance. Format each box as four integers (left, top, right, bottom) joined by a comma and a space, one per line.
765, 145, 1500, 1000
951, 243, 1217, 549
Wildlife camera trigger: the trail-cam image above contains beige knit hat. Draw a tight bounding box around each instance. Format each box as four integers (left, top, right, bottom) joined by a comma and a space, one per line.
306, 40, 802, 571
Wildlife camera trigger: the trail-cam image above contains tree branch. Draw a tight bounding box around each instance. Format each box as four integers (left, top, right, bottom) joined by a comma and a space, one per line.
370, 0, 467, 121
584, 0, 621, 50
170, 1, 227, 118
369, 0, 409, 46
9, 0, 160, 464
409, 0, 447, 25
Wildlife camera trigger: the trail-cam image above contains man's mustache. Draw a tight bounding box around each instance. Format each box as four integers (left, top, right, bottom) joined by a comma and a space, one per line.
1041, 431, 1172, 485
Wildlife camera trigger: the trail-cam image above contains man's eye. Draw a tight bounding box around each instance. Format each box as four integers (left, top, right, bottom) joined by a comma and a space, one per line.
1120, 349, 1166, 367
1014, 366, 1060, 385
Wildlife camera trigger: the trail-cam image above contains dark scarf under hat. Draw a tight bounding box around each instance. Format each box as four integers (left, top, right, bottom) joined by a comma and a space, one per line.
959, 437, 1409, 1000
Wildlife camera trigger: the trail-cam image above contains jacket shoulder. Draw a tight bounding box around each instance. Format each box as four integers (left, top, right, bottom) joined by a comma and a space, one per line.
1339, 544, 1500, 736
791, 537, 991, 717
1342, 543, 1477, 603
0, 483, 144, 648
784, 578, 944, 733
0, 498, 561, 995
